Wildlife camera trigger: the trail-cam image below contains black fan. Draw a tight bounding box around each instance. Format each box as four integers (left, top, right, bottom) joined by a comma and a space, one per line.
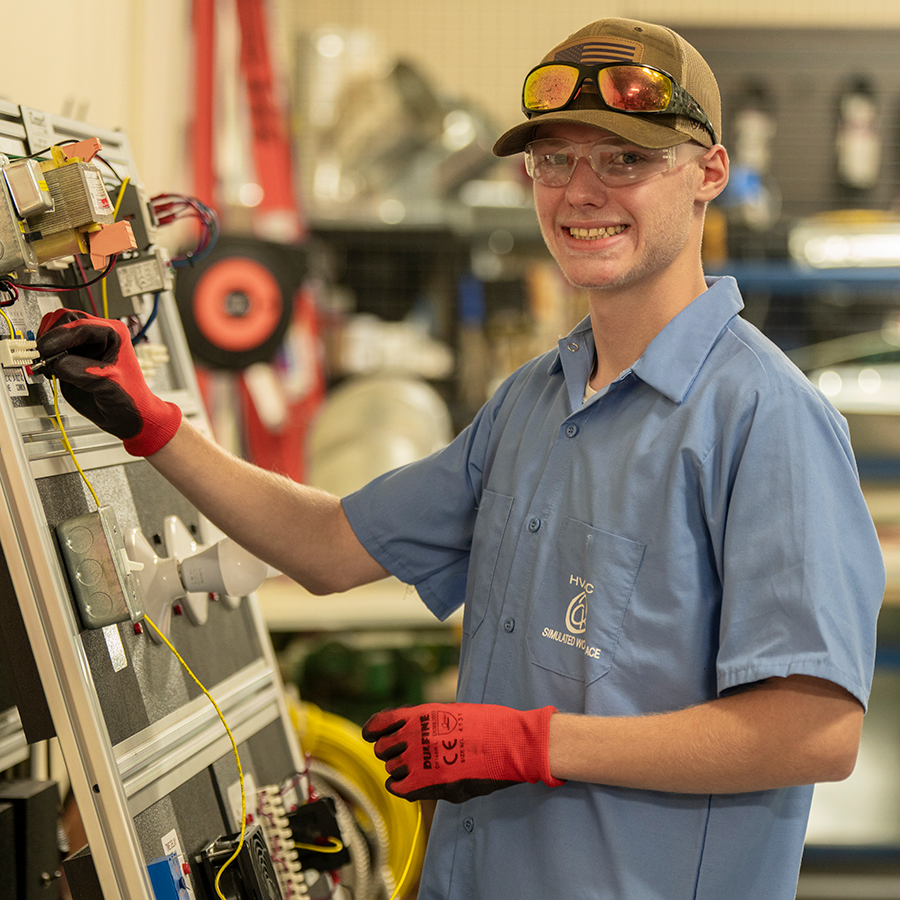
196, 823, 282, 900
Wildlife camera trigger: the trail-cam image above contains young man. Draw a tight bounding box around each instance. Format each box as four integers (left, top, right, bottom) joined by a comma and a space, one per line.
39, 17, 884, 900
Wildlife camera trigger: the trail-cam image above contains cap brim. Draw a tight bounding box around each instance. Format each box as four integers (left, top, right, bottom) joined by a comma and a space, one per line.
492, 109, 706, 157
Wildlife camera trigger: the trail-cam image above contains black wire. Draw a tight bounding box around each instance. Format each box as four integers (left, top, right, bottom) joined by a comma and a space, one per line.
5, 255, 116, 292
0, 280, 18, 306
95, 154, 124, 184
22, 138, 78, 161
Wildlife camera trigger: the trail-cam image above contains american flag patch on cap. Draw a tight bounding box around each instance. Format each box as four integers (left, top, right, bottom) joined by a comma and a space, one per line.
554, 38, 642, 65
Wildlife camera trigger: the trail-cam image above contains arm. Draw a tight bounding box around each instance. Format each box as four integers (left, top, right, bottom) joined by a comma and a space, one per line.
363, 674, 864, 802
548, 674, 863, 794
35, 310, 387, 594
147, 420, 389, 594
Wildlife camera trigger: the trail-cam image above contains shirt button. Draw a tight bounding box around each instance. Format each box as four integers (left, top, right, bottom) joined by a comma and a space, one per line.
565, 423, 578, 438
463, 817, 475, 832
504, 618, 515, 633
528, 517, 541, 532
567, 342, 579, 352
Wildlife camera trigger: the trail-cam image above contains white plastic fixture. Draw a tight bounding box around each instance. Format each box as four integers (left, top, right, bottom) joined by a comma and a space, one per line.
124, 529, 183, 644
179, 538, 269, 598
125, 525, 269, 643
162, 516, 208, 626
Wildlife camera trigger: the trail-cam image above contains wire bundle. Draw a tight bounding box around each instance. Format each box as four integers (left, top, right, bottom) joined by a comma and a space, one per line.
150, 193, 219, 267
0, 256, 117, 298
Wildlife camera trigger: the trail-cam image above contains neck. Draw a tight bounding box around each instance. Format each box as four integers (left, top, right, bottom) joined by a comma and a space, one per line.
587, 266, 709, 390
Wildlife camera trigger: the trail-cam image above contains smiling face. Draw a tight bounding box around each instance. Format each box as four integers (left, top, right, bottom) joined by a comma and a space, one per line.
532, 122, 711, 300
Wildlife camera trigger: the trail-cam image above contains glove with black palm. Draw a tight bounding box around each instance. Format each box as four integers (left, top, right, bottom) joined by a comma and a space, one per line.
363, 701, 564, 803
37, 309, 182, 456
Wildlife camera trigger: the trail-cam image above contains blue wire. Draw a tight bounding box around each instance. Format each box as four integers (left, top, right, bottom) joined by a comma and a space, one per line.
132, 293, 160, 344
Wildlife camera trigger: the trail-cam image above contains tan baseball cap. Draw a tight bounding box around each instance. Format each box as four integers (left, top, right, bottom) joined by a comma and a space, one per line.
493, 18, 721, 156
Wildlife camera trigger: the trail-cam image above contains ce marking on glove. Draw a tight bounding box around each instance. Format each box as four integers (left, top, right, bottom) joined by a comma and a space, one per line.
421, 711, 466, 768
442, 739, 459, 765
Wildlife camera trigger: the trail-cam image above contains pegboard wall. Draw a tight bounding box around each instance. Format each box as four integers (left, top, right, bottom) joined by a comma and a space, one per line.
677, 25, 900, 255
0, 103, 303, 900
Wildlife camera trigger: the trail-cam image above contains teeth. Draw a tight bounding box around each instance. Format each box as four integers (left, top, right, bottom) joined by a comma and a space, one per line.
569, 225, 627, 240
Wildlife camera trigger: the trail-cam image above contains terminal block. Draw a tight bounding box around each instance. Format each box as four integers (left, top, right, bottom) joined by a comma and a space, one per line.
0, 339, 38, 368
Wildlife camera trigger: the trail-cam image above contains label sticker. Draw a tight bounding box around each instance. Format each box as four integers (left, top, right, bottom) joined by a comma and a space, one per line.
4, 367, 28, 396
102, 624, 128, 673
83, 167, 113, 217
116, 258, 165, 297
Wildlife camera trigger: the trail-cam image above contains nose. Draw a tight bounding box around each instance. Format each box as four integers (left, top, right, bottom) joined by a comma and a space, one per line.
564, 156, 610, 205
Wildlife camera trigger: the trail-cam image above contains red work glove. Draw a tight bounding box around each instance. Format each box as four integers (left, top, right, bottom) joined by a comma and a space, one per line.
37, 309, 182, 456
362, 702, 564, 803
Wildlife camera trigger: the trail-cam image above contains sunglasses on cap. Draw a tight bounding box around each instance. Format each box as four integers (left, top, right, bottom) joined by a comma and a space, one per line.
522, 62, 718, 146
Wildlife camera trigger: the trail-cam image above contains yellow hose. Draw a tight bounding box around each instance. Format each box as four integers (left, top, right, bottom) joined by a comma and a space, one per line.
289, 699, 425, 897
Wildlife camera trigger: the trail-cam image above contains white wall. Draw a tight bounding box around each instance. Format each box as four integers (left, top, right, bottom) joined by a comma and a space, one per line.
4, 0, 900, 193
1, 0, 193, 194
278, 0, 900, 142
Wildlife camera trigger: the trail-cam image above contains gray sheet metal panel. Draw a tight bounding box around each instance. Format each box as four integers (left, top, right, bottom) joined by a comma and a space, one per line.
133, 768, 227, 872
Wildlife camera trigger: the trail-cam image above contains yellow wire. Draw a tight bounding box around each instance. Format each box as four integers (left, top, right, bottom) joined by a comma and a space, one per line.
51, 376, 101, 509
293, 836, 344, 853
143, 615, 246, 900
388, 802, 422, 900
102, 176, 131, 319
112, 177, 131, 219
0, 308, 18, 338
50, 382, 246, 899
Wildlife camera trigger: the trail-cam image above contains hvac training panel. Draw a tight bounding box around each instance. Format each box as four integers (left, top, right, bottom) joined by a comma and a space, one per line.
0, 102, 303, 899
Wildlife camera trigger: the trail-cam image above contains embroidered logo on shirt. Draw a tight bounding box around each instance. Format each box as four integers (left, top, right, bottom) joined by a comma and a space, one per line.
539, 574, 603, 659
565, 576, 591, 634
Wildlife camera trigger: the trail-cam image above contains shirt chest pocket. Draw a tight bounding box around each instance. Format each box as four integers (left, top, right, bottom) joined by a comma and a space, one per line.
526, 517, 645, 683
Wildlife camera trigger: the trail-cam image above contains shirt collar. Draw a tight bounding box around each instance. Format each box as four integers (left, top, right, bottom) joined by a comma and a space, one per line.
550, 276, 744, 405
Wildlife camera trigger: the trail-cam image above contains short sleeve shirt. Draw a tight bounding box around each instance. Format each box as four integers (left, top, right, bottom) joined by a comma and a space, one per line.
343, 276, 885, 900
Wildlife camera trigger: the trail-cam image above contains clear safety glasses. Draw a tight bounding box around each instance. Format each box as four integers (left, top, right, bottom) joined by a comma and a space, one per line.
522, 62, 718, 146
524, 138, 708, 188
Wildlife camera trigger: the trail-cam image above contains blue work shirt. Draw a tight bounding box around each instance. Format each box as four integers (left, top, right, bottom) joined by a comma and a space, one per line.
343, 276, 884, 900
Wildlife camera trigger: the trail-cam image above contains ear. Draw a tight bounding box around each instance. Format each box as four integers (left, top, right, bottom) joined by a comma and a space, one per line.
695, 144, 729, 203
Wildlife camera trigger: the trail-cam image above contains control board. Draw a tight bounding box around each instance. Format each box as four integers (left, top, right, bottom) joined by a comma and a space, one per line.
0, 103, 309, 899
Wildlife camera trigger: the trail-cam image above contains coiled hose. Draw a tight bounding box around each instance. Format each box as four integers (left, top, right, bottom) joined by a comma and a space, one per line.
289, 699, 425, 899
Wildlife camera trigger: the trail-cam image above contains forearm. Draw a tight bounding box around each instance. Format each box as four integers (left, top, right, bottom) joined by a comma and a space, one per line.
147, 419, 388, 593
548, 675, 864, 794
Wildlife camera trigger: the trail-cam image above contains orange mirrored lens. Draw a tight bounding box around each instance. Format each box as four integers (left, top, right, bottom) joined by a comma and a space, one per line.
523, 65, 581, 111
597, 67, 673, 112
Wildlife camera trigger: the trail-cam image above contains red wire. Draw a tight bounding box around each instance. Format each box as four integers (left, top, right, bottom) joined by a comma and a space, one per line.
74, 255, 99, 315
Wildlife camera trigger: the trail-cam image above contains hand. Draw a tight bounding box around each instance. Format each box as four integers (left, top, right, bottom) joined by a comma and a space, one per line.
362, 701, 563, 803
37, 309, 182, 456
